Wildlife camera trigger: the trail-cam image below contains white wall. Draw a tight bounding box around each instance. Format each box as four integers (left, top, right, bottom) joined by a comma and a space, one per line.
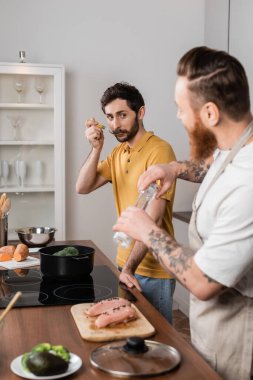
229, 0, 253, 103
0, 0, 205, 263
204, 0, 229, 51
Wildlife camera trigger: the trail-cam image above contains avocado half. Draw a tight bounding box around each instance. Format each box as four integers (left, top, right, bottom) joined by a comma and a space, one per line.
26, 351, 69, 376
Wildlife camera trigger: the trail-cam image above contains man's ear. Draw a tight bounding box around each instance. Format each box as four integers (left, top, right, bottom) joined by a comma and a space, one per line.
200, 102, 219, 127
138, 106, 145, 121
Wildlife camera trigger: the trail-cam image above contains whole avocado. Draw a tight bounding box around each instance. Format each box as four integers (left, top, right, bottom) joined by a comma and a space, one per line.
26, 351, 68, 376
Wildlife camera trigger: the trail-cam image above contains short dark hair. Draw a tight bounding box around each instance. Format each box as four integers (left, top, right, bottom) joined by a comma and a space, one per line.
101, 82, 145, 114
177, 46, 250, 121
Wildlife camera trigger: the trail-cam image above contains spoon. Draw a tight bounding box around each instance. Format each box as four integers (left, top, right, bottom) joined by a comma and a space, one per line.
109, 130, 123, 135
0, 291, 22, 323
96, 124, 123, 135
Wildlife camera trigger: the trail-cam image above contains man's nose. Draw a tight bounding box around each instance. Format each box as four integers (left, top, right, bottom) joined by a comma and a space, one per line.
111, 117, 121, 129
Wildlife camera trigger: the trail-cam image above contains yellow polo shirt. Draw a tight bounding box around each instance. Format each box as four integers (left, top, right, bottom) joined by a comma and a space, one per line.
97, 131, 176, 278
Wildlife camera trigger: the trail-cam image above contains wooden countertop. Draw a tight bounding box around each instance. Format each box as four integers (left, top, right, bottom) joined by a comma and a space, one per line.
0, 240, 222, 380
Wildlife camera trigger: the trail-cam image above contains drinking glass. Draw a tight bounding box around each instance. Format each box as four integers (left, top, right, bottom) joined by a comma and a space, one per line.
34, 160, 43, 185
14, 160, 21, 187
19, 160, 26, 188
1, 160, 9, 186
14, 79, 24, 103
35, 78, 45, 104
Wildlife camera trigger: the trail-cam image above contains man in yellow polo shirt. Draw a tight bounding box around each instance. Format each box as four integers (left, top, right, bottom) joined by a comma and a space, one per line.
76, 82, 176, 323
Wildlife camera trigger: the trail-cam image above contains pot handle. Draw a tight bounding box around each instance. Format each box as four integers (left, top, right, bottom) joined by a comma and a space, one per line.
71, 255, 90, 261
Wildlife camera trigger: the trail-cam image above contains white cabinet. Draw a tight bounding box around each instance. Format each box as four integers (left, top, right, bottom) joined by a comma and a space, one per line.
0, 62, 65, 240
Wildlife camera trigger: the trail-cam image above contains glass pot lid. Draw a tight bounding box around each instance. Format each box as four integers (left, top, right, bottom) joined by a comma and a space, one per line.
90, 336, 181, 378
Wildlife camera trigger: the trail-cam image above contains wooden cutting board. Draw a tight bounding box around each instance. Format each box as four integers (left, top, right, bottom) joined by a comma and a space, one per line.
71, 303, 156, 342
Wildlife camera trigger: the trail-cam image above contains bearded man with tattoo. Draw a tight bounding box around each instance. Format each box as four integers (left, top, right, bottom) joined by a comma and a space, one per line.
113, 47, 253, 380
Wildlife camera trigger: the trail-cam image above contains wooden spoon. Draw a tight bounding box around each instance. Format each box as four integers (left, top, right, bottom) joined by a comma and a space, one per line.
0, 291, 22, 323
0, 193, 6, 212
1, 198, 11, 216
0, 193, 7, 218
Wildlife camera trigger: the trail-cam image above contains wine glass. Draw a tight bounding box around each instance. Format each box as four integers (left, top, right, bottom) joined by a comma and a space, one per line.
19, 160, 26, 188
14, 79, 24, 103
35, 78, 45, 104
7, 115, 23, 140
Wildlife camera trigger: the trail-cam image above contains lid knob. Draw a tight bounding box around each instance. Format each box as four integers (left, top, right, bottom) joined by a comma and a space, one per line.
123, 336, 149, 354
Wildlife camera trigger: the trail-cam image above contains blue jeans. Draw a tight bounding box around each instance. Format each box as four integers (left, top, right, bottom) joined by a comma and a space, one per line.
134, 274, 176, 325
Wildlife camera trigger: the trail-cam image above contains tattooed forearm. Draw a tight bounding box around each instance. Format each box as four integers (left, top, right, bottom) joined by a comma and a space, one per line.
145, 228, 225, 297
177, 160, 210, 183
123, 241, 148, 273
148, 229, 195, 277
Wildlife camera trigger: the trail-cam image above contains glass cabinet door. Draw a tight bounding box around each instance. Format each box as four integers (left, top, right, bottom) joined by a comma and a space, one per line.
0, 63, 65, 241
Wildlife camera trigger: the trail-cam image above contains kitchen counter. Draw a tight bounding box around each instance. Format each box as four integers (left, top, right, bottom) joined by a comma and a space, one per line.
0, 240, 222, 380
173, 211, 192, 224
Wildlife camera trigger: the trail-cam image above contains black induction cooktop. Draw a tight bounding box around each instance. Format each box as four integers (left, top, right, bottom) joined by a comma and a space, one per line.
0, 265, 136, 308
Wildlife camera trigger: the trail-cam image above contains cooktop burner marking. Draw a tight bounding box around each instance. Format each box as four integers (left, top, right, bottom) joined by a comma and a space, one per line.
4, 277, 41, 287
4, 269, 42, 287
38, 291, 49, 303
4, 290, 48, 303
53, 283, 113, 301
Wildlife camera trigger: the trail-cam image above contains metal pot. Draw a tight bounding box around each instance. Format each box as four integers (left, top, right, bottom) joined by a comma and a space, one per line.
39, 245, 95, 278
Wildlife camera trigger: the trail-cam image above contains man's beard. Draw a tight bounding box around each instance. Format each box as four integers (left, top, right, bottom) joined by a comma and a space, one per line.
112, 117, 139, 143
189, 119, 218, 161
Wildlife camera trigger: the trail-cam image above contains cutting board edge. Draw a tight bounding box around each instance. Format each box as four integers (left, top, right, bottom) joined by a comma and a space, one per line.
79, 327, 156, 342
71, 302, 156, 343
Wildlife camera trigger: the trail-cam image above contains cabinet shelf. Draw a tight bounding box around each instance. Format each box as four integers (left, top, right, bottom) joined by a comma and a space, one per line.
0, 103, 53, 110
0, 140, 54, 145
1, 186, 55, 193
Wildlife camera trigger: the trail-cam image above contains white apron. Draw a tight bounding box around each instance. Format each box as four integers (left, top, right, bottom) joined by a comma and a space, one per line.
188, 122, 253, 380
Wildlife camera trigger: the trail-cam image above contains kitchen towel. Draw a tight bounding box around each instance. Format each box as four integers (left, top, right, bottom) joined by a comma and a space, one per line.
0, 256, 40, 269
